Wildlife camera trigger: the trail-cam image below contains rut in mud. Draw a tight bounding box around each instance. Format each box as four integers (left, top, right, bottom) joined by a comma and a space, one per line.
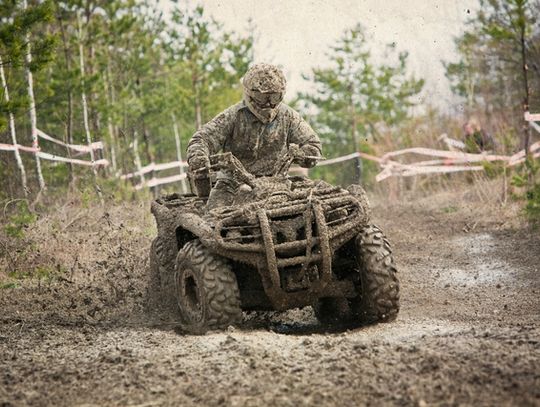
0, 195, 539, 406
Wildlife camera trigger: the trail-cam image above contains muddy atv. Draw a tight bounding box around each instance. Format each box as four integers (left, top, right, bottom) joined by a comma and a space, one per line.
149, 149, 399, 333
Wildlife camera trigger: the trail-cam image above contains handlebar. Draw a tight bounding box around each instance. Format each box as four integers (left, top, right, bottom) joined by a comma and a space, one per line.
192, 146, 323, 182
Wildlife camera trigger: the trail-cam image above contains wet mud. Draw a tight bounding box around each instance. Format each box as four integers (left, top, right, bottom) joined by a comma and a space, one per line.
1, 199, 539, 406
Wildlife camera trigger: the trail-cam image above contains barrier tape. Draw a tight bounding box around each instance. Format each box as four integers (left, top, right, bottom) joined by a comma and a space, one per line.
376, 164, 485, 182
381, 147, 510, 163
438, 133, 466, 150
3, 112, 540, 187
318, 152, 361, 166
525, 112, 540, 122
0, 142, 39, 153
370, 141, 540, 181
525, 111, 540, 134
134, 173, 187, 190
36, 129, 103, 153
0, 141, 108, 167
507, 141, 540, 166
121, 160, 187, 180
37, 151, 109, 167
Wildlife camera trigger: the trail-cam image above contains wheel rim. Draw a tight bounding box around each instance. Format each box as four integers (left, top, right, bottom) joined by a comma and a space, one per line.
177, 267, 204, 324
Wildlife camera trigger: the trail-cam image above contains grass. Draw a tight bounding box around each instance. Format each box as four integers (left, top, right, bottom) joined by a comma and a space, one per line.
442, 205, 459, 214
0, 265, 66, 289
0, 281, 19, 289
3, 200, 37, 239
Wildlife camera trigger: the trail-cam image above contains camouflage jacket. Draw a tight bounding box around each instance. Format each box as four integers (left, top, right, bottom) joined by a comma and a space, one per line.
187, 102, 322, 176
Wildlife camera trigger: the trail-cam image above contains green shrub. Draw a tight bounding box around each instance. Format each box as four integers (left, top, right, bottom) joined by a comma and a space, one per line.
0, 282, 19, 289
3, 200, 37, 239
524, 183, 540, 222
482, 161, 505, 179
511, 157, 540, 223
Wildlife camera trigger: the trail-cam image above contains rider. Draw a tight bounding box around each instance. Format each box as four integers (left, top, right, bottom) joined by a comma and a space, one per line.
187, 63, 322, 209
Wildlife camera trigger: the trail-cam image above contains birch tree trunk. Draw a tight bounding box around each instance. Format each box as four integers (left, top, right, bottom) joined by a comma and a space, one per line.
348, 84, 361, 183
132, 131, 145, 187
77, 12, 103, 204
58, 15, 75, 184
142, 121, 156, 197
104, 63, 117, 174
0, 56, 28, 196
519, 7, 531, 159
193, 72, 202, 130
23, 0, 45, 192
195, 97, 202, 130
172, 113, 187, 194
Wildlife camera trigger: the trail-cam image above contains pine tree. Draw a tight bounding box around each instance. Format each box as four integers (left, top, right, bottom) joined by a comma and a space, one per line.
445, 0, 539, 150
0, 0, 55, 196
300, 24, 424, 184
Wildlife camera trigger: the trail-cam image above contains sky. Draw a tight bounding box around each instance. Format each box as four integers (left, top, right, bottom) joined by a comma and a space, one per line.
160, 0, 479, 111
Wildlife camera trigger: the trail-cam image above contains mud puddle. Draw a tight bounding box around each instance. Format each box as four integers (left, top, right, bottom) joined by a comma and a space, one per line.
435, 232, 515, 286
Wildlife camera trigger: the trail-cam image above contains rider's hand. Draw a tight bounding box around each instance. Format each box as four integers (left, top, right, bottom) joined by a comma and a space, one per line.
288, 143, 303, 159
290, 144, 319, 168
189, 155, 210, 172
302, 157, 318, 168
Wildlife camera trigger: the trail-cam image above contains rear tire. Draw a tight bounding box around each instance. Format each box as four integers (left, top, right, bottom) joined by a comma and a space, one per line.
175, 240, 242, 333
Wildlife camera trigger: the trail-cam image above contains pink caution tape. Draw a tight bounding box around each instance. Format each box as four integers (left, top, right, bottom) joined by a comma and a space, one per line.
120, 161, 188, 180
134, 173, 187, 190
525, 112, 540, 122
37, 151, 109, 167
0, 142, 108, 167
36, 129, 103, 152
0, 143, 39, 153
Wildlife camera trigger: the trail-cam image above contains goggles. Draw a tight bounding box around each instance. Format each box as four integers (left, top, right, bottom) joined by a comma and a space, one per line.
247, 90, 283, 108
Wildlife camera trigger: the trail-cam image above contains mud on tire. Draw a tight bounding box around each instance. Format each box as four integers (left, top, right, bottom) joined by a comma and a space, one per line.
175, 240, 242, 333
353, 224, 399, 324
314, 224, 399, 327
146, 238, 162, 312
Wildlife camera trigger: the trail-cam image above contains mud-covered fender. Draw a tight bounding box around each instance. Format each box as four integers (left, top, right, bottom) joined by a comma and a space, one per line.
151, 201, 214, 269
346, 184, 372, 226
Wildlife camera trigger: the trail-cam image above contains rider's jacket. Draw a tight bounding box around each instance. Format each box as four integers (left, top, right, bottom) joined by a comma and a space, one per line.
187, 101, 321, 177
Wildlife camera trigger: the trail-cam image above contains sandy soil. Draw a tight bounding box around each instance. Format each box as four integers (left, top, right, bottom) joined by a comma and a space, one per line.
1, 194, 539, 406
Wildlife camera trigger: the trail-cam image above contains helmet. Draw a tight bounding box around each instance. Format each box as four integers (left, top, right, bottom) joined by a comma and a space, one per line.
242, 63, 286, 123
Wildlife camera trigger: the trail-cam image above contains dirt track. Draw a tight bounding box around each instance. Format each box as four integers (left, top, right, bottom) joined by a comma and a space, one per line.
1, 197, 539, 406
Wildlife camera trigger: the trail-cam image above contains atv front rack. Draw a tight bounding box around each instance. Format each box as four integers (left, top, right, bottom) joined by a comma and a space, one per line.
207, 188, 365, 309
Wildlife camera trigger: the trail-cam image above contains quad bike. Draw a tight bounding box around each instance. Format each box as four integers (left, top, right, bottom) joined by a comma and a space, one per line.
149, 147, 399, 333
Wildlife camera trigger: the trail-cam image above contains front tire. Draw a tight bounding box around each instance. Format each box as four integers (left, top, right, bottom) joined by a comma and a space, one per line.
175, 240, 242, 333
146, 239, 162, 311
314, 224, 399, 327
352, 224, 400, 323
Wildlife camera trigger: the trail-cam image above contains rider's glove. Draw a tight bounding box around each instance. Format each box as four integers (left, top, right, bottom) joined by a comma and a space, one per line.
302, 155, 318, 168
290, 144, 319, 168
188, 154, 210, 173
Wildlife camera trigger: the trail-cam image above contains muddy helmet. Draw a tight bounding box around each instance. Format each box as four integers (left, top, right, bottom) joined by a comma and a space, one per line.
242, 63, 286, 124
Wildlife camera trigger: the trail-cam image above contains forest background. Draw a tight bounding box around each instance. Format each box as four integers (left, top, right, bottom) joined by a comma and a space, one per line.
0, 0, 539, 221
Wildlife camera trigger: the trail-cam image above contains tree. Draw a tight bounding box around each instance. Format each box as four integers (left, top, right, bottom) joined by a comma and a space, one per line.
445, 0, 539, 152
0, 0, 55, 196
167, 6, 253, 130
0, 1, 255, 199
0, 54, 28, 195
300, 24, 424, 184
